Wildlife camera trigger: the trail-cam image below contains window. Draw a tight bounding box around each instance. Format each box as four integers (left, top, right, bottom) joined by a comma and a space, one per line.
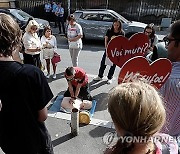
83, 14, 100, 21
99, 14, 114, 22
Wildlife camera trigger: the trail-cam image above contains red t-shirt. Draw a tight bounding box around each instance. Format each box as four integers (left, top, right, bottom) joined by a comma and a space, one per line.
65, 67, 88, 87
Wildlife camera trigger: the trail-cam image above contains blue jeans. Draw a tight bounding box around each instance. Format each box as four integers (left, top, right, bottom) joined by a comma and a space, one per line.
98, 51, 116, 80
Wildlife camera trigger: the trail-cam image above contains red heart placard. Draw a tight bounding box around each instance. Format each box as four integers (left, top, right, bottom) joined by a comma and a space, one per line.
107, 33, 149, 67
118, 56, 172, 89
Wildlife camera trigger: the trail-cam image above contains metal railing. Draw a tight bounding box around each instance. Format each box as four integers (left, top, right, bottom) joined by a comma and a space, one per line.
15, 0, 180, 25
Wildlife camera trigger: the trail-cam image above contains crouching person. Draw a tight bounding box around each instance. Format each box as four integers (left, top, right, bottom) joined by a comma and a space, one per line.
62, 67, 93, 123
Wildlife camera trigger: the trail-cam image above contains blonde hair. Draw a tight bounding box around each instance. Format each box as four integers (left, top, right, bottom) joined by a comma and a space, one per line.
0, 13, 22, 57
25, 19, 39, 32
108, 81, 166, 153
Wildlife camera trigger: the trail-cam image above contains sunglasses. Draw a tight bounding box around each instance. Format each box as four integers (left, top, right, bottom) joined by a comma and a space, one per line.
31, 27, 38, 30
145, 31, 152, 34
163, 37, 180, 46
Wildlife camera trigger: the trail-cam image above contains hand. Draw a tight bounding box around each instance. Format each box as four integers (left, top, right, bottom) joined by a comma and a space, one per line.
69, 98, 75, 104
36, 47, 41, 51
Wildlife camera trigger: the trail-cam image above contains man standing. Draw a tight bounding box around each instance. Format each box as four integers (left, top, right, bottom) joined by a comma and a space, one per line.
160, 20, 180, 137
55, 2, 65, 35
44, 2, 52, 23
64, 67, 92, 102
51, 1, 58, 27
0, 13, 54, 154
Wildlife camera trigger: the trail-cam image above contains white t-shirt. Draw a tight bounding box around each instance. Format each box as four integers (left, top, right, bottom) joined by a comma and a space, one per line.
23, 32, 42, 55
40, 35, 57, 51
67, 23, 83, 49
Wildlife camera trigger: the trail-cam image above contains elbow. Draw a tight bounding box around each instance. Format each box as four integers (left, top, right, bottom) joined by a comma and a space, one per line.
38, 107, 48, 122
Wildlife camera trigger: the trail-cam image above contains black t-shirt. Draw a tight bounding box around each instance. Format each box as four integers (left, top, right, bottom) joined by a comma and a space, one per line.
0, 61, 53, 154
106, 29, 125, 43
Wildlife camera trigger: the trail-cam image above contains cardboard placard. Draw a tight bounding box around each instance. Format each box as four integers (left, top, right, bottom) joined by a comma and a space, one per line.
107, 33, 149, 67
118, 56, 172, 89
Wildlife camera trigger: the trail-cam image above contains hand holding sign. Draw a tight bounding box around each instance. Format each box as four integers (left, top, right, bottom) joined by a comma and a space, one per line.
107, 33, 149, 67
118, 56, 172, 89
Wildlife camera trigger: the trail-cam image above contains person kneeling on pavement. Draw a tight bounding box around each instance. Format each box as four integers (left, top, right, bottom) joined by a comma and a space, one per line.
62, 67, 92, 124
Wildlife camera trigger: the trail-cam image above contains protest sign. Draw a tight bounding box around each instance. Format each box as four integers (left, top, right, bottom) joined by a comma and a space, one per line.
107, 33, 149, 67
118, 56, 172, 89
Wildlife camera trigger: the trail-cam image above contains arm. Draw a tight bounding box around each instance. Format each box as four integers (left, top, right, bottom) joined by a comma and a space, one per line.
68, 81, 75, 98
0, 100, 2, 111
38, 107, 48, 122
74, 83, 82, 99
69, 35, 83, 42
105, 36, 108, 48
26, 48, 41, 52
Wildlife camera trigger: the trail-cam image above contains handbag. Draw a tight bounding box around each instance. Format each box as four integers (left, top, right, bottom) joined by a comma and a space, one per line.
52, 52, 61, 64
69, 41, 80, 49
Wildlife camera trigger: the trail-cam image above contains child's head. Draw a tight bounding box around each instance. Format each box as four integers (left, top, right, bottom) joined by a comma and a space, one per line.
108, 81, 166, 151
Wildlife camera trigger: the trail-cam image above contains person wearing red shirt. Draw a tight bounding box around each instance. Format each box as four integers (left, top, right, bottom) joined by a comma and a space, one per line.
64, 67, 92, 103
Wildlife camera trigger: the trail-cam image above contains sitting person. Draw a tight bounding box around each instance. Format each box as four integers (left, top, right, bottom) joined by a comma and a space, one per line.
62, 67, 92, 110
105, 81, 178, 154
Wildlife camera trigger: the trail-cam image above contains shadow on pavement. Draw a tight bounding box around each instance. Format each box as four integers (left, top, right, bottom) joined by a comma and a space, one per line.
47, 72, 65, 83
93, 93, 108, 111
52, 133, 73, 147
89, 80, 107, 91
89, 126, 113, 138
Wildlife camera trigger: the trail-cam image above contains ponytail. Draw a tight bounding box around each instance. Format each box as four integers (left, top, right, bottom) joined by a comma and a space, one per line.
111, 133, 134, 154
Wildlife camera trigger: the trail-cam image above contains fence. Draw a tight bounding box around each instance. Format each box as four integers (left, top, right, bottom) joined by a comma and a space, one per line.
15, 0, 180, 25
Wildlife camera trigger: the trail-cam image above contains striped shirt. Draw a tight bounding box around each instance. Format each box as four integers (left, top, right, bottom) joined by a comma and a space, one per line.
160, 62, 180, 136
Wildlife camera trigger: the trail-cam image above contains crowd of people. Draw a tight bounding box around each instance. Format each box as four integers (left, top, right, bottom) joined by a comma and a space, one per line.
0, 9, 179, 154
44, 1, 65, 35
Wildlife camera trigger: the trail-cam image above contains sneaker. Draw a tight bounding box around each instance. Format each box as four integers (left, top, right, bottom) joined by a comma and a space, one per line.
107, 79, 112, 84
93, 76, 102, 81
52, 74, 56, 79
46, 73, 50, 79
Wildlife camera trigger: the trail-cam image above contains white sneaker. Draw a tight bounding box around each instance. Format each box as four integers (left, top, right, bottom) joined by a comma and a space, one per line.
46, 73, 50, 79
52, 74, 56, 79
107, 79, 112, 84
93, 76, 102, 81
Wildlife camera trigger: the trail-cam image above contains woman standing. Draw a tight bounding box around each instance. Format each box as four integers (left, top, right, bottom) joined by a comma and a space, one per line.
22, 20, 42, 68
93, 19, 125, 84
67, 14, 83, 67
144, 24, 158, 53
41, 26, 57, 79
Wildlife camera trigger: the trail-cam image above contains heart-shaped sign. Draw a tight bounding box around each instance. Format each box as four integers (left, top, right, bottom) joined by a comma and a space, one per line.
118, 56, 172, 89
107, 33, 149, 67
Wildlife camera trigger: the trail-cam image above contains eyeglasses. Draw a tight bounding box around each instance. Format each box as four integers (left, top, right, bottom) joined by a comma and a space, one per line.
31, 27, 37, 31
145, 31, 152, 34
163, 37, 180, 46
67, 76, 74, 81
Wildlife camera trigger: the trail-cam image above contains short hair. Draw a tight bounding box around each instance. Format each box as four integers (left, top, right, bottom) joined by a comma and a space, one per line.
43, 26, 52, 36
170, 20, 180, 39
25, 19, 39, 32
67, 14, 76, 22
0, 13, 22, 57
65, 67, 75, 76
